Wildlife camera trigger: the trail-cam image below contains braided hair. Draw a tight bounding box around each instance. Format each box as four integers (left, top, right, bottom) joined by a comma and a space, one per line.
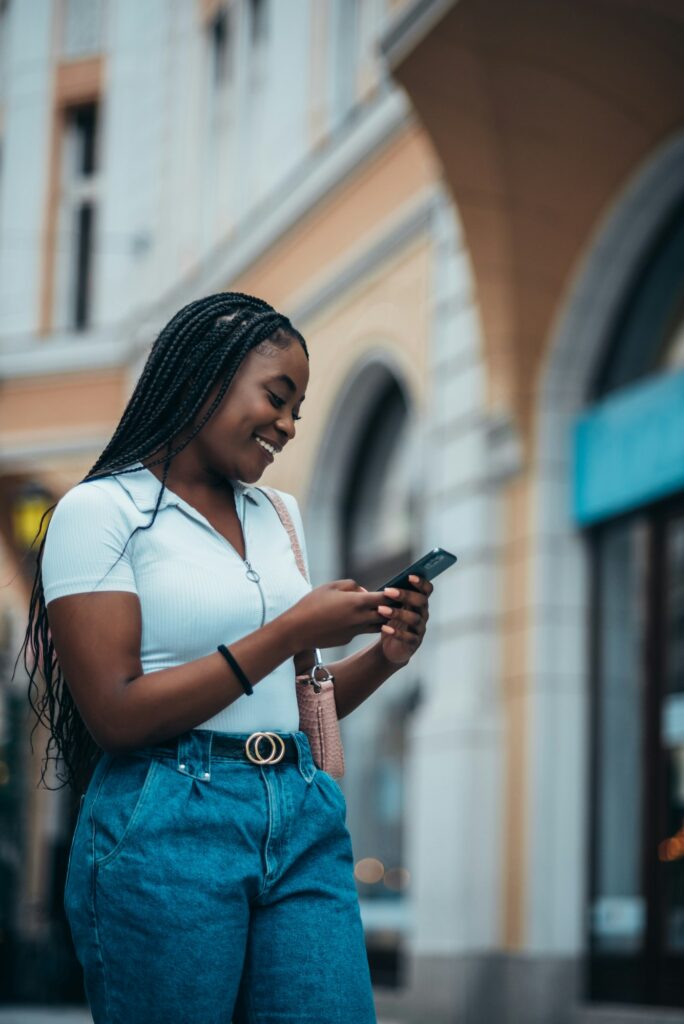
21, 292, 308, 792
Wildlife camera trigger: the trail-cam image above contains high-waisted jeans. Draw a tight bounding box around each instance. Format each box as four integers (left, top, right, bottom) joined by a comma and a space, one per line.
64, 729, 377, 1024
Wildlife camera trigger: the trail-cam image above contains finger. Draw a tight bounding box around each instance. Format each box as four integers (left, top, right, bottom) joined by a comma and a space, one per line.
338, 579, 361, 591
357, 590, 390, 608
383, 624, 421, 646
385, 587, 429, 612
381, 607, 423, 633
363, 621, 387, 634
408, 575, 434, 597
376, 607, 420, 635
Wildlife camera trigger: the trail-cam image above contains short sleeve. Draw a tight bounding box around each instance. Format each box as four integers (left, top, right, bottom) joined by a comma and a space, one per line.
41, 482, 139, 604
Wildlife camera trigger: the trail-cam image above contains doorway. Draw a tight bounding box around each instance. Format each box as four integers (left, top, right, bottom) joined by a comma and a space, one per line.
589, 494, 684, 1006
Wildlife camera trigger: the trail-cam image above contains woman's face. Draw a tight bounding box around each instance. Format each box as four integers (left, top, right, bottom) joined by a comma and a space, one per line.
193, 339, 309, 484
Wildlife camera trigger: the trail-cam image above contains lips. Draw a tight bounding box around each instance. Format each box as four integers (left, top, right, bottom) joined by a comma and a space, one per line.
253, 434, 280, 461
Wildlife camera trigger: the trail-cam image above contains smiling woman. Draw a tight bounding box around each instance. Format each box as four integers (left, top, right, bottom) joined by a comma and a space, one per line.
19, 291, 431, 1024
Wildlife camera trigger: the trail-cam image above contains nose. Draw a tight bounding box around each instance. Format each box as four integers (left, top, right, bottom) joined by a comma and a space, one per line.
275, 410, 296, 443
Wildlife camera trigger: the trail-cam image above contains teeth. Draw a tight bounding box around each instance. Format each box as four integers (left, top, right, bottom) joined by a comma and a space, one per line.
254, 435, 276, 455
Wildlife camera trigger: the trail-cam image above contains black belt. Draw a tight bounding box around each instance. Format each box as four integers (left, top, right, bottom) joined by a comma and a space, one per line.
153, 731, 299, 766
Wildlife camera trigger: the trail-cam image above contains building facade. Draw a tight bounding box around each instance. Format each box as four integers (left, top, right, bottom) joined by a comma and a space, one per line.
0, 1, 683, 1022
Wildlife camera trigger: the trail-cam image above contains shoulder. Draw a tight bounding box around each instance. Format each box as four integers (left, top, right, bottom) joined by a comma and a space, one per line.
50, 476, 136, 525
45, 477, 142, 550
54, 476, 127, 511
42, 477, 142, 602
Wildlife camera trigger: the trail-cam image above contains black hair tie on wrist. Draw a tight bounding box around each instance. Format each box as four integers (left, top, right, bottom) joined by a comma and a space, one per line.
217, 644, 254, 696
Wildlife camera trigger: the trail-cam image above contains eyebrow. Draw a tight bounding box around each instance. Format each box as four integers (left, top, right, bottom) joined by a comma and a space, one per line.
269, 374, 306, 402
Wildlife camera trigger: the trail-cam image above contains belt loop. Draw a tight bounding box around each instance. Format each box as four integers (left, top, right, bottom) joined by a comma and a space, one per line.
292, 731, 316, 784
176, 729, 213, 782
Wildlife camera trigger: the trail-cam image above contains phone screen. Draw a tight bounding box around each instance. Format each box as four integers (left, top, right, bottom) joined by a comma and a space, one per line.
380, 547, 457, 595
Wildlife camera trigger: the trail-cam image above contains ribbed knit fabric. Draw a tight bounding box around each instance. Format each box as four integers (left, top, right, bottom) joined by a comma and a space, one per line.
41, 465, 312, 734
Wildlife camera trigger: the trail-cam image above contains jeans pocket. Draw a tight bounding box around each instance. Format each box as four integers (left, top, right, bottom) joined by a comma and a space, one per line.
92, 755, 160, 869
316, 768, 348, 818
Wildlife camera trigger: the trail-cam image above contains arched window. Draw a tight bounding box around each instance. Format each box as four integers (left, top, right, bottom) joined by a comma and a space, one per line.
592, 198, 684, 396
342, 376, 414, 589
324, 366, 420, 985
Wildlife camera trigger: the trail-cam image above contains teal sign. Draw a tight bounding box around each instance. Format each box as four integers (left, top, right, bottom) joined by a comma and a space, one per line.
574, 369, 684, 525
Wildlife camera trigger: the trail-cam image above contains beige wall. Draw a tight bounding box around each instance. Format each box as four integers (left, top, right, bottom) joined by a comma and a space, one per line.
0, 369, 126, 441
247, 235, 432, 502
233, 124, 438, 311
231, 123, 438, 499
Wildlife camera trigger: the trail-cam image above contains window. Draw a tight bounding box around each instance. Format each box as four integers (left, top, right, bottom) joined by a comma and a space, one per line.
249, 0, 268, 47
592, 198, 684, 397
591, 519, 648, 957
344, 378, 414, 582
587, 203, 684, 1007
339, 375, 418, 985
61, 0, 104, 59
54, 102, 99, 331
209, 6, 232, 88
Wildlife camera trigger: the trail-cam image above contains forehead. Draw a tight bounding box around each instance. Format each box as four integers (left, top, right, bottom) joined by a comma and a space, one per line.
242, 342, 309, 395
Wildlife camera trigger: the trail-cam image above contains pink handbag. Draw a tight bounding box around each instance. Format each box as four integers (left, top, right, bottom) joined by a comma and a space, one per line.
258, 488, 345, 779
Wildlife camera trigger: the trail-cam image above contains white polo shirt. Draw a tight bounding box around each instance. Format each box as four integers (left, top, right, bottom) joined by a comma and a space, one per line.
41, 464, 312, 734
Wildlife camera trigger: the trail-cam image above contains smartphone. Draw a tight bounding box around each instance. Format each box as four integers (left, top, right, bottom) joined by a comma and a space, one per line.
379, 547, 457, 603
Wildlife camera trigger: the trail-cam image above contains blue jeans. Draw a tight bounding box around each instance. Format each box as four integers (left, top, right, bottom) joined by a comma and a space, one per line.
65, 730, 377, 1024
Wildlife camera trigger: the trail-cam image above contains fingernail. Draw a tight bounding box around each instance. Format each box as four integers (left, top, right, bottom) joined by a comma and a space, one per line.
378, 605, 393, 616
384, 587, 400, 597
381, 625, 395, 634
408, 575, 420, 584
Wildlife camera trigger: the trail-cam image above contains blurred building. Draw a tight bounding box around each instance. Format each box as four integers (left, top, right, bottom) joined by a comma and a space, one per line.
0, 1, 682, 1023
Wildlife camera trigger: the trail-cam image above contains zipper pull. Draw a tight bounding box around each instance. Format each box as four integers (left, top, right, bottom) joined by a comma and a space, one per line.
244, 559, 260, 583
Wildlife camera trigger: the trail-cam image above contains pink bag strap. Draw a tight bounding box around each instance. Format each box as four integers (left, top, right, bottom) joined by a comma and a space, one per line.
257, 487, 310, 584
258, 487, 329, 676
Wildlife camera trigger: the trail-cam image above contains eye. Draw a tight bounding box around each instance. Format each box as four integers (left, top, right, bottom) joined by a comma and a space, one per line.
268, 391, 302, 422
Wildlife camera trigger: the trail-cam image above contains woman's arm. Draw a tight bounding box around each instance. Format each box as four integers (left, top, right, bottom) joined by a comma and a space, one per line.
47, 580, 386, 753
326, 639, 402, 719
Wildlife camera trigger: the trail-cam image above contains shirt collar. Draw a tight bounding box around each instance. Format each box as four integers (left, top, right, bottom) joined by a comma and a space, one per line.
112, 464, 259, 514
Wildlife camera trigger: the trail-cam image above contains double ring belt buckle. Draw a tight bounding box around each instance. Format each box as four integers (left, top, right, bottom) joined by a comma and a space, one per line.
245, 731, 286, 766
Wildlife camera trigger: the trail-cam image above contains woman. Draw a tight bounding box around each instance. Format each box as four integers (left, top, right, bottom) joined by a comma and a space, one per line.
24, 292, 431, 1024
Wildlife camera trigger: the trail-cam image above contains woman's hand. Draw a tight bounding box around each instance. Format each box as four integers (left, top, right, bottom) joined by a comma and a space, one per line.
377, 575, 432, 665
286, 580, 387, 651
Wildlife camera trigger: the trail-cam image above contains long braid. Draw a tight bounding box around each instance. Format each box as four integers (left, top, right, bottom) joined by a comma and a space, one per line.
22, 293, 308, 792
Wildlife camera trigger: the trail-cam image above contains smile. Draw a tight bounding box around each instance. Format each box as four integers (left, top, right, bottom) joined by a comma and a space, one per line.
253, 434, 279, 459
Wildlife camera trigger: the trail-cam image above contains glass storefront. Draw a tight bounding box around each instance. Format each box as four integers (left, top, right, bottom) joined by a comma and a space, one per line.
591, 518, 648, 958
584, 203, 684, 1007
590, 499, 684, 1005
